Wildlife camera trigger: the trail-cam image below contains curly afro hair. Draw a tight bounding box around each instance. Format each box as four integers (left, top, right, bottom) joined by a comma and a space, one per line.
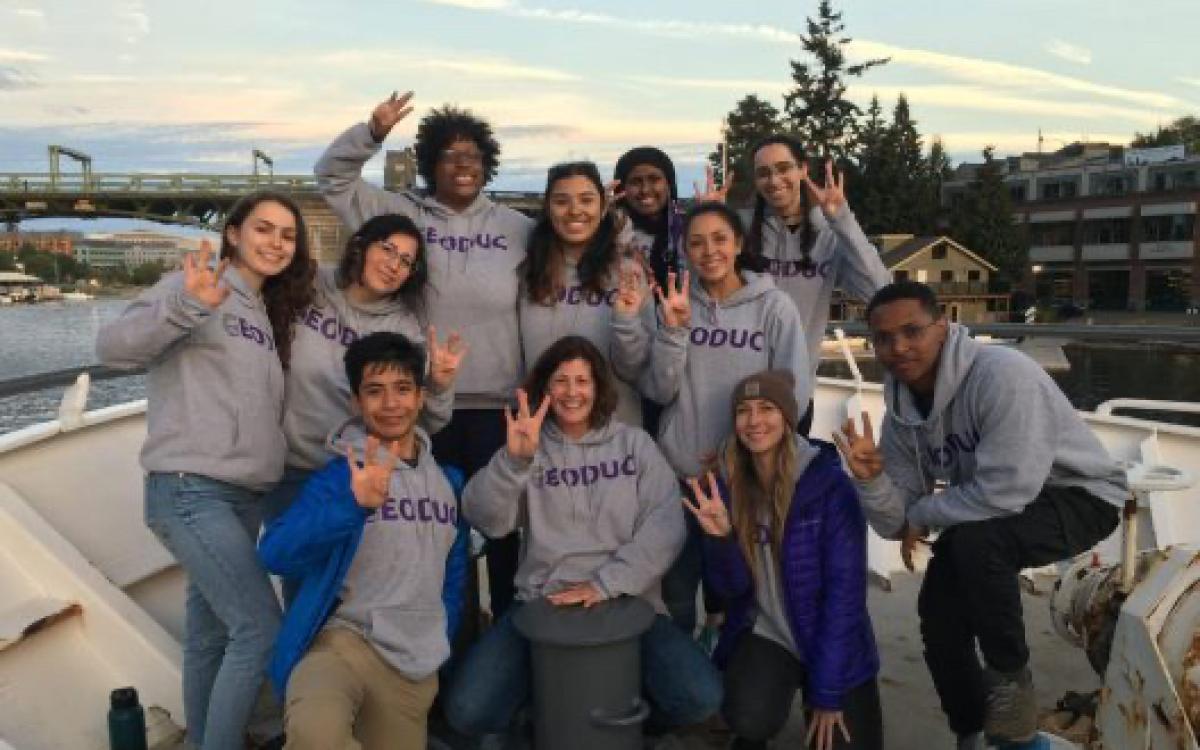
414, 105, 501, 192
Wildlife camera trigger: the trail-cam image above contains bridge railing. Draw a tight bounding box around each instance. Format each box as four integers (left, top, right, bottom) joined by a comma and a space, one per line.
0, 172, 321, 194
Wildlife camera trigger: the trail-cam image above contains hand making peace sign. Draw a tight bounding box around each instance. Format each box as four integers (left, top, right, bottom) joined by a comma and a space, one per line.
683, 471, 732, 537
802, 159, 848, 219
182, 247, 230, 310
832, 411, 883, 482
504, 388, 551, 461
368, 90, 416, 142
693, 163, 734, 204
655, 270, 691, 329
612, 261, 649, 318
345, 435, 403, 510
426, 325, 467, 394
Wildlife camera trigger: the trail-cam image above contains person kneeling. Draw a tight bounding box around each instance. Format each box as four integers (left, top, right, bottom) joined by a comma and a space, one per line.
260, 332, 468, 749
689, 370, 883, 750
443, 335, 722, 737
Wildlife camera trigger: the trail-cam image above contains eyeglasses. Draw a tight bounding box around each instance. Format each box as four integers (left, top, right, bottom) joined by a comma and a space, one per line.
753, 161, 799, 181
870, 321, 936, 350
439, 148, 484, 166
376, 241, 417, 270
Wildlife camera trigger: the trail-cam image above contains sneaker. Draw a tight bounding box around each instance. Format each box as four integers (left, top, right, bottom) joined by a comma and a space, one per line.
983, 666, 1038, 744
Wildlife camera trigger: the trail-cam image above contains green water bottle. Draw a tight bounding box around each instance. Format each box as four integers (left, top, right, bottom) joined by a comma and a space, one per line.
107, 687, 147, 750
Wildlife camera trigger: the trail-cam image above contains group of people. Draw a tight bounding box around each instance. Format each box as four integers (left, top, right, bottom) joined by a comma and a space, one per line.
97, 90, 1128, 750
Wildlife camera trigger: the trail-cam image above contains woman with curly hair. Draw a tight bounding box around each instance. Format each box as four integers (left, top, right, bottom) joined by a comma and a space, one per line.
519, 161, 654, 426
96, 191, 315, 750
316, 91, 532, 615
263, 213, 466, 605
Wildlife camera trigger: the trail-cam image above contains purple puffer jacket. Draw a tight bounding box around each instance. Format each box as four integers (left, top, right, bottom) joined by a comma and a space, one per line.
703, 440, 880, 710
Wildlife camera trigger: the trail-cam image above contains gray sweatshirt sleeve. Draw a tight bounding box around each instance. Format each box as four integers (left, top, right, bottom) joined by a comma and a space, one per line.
827, 207, 891, 303
314, 122, 416, 230
906, 369, 1062, 529
608, 300, 655, 383
95, 277, 213, 369
764, 293, 813, 409
419, 385, 454, 436
637, 321, 689, 406
857, 418, 929, 538
462, 448, 530, 539
592, 435, 686, 598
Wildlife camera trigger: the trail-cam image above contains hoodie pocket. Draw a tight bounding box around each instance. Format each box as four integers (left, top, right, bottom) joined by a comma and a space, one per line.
368, 605, 449, 673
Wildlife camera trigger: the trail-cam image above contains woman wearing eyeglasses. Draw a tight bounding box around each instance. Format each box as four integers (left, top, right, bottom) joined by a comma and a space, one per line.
743, 135, 889, 433
263, 214, 466, 604
519, 161, 655, 426
316, 91, 534, 617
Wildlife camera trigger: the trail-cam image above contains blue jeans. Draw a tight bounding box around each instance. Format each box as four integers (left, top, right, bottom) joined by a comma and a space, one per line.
261, 465, 313, 608
444, 605, 723, 736
144, 472, 282, 750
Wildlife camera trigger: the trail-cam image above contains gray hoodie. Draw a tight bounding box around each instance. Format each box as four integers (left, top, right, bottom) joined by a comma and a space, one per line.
283, 266, 453, 470
518, 259, 655, 426
751, 206, 889, 372
96, 269, 285, 491
325, 420, 459, 680
614, 270, 811, 478
855, 324, 1128, 538
462, 419, 684, 613
316, 122, 534, 408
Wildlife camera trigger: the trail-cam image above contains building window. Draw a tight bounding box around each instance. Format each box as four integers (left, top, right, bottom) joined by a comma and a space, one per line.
1142, 214, 1195, 243
931, 245, 947, 260
1081, 218, 1131, 244
1029, 221, 1075, 246
968, 270, 981, 281
1040, 179, 1079, 200
940, 270, 955, 282
894, 270, 909, 282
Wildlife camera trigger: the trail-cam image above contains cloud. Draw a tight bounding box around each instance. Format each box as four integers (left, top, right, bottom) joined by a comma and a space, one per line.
0, 66, 38, 89
15, 8, 45, 20
1177, 76, 1200, 88
425, 0, 513, 8
626, 75, 786, 93
495, 124, 584, 139
314, 50, 578, 82
1045, 39, 1092, 65
852, 84, 1167, 126
0, 48, 49, 63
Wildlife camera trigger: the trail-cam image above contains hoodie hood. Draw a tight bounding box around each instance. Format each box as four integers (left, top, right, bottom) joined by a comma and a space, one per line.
326, 416, 433, 467
690, 269, 778, 325
884, 323, 980, 428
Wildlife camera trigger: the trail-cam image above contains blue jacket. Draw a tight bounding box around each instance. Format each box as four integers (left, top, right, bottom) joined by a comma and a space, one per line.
703, 441, 880, 710
259, 456, 468, 695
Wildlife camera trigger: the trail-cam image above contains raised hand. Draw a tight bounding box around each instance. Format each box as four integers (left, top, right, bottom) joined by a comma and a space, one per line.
683, 471, 732, 537
832, 411, 883, 481
604, 178, 625, 206
427, 325, 467, 394
806, 708, 851, 750
346, 435, 402, 510
654, 270, 691, 329
504, 388, 551, 461
182, 247, 230, 309
612, 260, 649, 317
368, 90, 415, 142
802, 159, 847, 218
546, 581, 605, 608
693, 163, 734, 204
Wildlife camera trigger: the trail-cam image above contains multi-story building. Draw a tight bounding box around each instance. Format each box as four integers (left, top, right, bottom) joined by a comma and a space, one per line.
943, 143, 1199, 312
0, 231, 80, 256
73, 231, 211, 270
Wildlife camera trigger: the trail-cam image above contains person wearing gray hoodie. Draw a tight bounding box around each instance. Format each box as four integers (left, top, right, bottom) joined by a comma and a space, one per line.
743, 136, 890, 432
95, 192, 316, 750
315, 91, 534, 615
443, 336, 722, 738
835, 281, 1123, 748
518, 161, 655, 426
612, 201, 811, 636
263, 214, 465, 605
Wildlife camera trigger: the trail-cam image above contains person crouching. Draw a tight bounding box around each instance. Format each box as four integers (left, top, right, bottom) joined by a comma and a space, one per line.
259, 332, 468, 749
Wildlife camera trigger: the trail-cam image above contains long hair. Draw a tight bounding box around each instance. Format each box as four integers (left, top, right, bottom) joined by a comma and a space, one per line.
523, 335, 619, 430
219, 191, 315, 368
720, 430, 799, 579
521, 162, 618, 306
745, 134, 814, 273
614, 147, 679, 290
335, 213, 428, 315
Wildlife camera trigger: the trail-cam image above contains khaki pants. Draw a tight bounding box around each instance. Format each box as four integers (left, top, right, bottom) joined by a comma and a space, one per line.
284, 627, 438, 750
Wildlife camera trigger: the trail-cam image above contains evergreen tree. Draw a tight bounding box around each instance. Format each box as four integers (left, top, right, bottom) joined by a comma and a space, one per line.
849, 95, 890, 233
916, 137, 952, 234
948, 146, 1024, 284
781, 0, 888, 160
708, 94, 781, 206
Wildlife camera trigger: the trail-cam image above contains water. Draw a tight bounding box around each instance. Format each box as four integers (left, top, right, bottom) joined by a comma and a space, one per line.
1, 301, 1199, 433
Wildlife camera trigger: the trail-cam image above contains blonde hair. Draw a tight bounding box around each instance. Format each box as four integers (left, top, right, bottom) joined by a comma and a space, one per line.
720, 432, 798, 578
